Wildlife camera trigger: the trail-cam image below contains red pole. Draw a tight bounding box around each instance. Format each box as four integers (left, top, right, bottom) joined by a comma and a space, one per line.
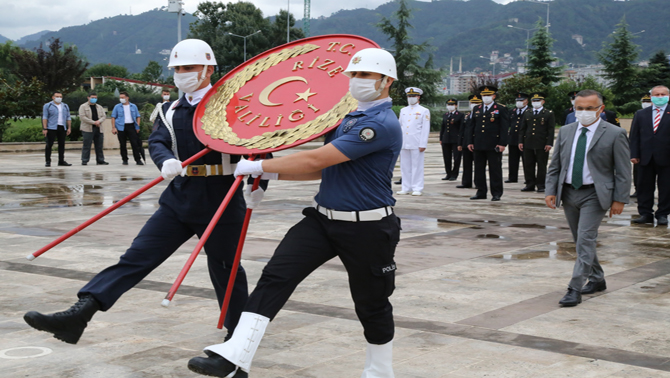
27, 147, 212, 261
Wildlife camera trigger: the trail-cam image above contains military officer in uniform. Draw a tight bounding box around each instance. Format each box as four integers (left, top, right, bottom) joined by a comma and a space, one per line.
519, 92, 555, 192
457, 94, 481, 189
507, 92, 529, 184
440, 98, 463, 181
398, 87, 431, 196
466, 85, 509, 201
562, 91, 578, 125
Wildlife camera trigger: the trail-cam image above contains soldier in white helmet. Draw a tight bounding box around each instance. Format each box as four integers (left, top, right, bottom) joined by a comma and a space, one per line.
188, 47, 402, 378
23, 39, 252, 345
397, 87, 431, 196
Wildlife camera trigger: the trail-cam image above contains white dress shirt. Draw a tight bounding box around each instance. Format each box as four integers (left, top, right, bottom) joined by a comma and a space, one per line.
565, 118, 600, 185
653, 103, 668, 126
185, 84, 212, 105
532, 106, 543, 114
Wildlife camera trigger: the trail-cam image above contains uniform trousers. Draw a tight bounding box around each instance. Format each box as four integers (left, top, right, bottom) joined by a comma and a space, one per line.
474, 150, 503, 198
461, 149, 474, 188
79, 205, 248, 331
507, 145, 522, 182
45, 125, 67, 164
81, 127, 105, 163
441, 143, 461, 179
523, 148, 549, 190
637, 157, 670, 218
117, 124, 143, 163
400, 149, 425, 192
562, 186, 607, 291
244, 207, 400, 344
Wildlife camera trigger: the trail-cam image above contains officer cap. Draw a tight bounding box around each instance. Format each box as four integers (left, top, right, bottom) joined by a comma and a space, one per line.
642, 93, 652, 102
515, 92, 529, 100
405, 87, 423, 96
530, 92, 546, 101
446, 98, 458, 105
568, 91, 578, 99
469, 94, 483, 103
478, 85, 498, 95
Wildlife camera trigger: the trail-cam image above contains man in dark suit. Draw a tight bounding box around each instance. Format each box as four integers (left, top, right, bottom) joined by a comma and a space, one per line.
630, 94, 653, 198
440, 98, 464, 181
630, 85, 670, 225
545, 89, 631, 307
519, 92, 555, 192
561, 91, 578, 125
506, 92, 529, 184
457, 94, 481, 189
466, 86, 509, 201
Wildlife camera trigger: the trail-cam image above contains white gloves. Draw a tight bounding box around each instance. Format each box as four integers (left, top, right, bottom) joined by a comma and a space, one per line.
244, 186, 265, 209
234, 159, 264, 177
161, 158, 186, 180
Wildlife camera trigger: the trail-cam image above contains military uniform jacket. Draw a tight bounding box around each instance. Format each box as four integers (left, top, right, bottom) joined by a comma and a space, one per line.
460, 113, 473, 148
518, 107, 556, 149
148, 97, 245, 224
466, 102, 510, 151
508, 107, 528, 146
440, 111, 463, 144
399, 104, 431, 149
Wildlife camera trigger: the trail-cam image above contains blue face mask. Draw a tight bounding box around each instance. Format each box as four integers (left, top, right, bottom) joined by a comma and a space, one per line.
651, 96, 669, 107
90, 98, 97, 104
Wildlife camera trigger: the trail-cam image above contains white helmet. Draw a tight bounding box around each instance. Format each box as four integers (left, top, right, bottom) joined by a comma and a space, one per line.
168, 39, 217, 67
343, 48, 397, 80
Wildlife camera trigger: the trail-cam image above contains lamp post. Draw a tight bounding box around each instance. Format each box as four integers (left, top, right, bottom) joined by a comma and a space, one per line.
508, 25, 539, 63
480, 56, 496, 76
227, 30, 262, 61
167, 0, 185, 42
522, 0, 550, 31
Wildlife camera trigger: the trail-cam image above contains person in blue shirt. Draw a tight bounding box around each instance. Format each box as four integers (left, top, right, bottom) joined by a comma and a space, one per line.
188, 48, 402, 378
23, 39, 251, 347
41, 91, 72, 167
111, 91, 144, 165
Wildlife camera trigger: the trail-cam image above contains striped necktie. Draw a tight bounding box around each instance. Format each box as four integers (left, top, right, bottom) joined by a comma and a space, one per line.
654, 108, 662, 133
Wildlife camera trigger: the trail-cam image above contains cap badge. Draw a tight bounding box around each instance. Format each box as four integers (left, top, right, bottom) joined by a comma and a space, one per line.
206, 53, 211, 60
352, 56, 362, 64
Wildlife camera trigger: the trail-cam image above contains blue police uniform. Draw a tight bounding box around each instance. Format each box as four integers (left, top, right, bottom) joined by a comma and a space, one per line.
78, 96, 249, 332
242, 100, 402, 344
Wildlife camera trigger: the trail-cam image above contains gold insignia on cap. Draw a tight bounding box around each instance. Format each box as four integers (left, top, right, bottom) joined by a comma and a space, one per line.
352, 57, 362, 64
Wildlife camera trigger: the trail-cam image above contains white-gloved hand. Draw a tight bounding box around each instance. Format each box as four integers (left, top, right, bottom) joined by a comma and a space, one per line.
161, 158, 186, 180
234, 159, 264, 177
244, 186, 265, 209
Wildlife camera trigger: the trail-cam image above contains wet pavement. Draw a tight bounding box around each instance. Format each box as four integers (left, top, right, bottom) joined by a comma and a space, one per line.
1, 144, 670, 377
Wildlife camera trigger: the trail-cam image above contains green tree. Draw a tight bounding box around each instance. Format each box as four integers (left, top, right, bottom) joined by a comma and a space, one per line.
0, 41, 20, 81
12, 38, 88, 95
376, 0, 442, 104
267, 9, 305, 46
84, 63, 130, 78
526, 19, 562, 86
0, 77, 48, 141
638, 50, 670, 91
497, 74, 545, 106
599, 16, 640, 107
141, 60, 164, 83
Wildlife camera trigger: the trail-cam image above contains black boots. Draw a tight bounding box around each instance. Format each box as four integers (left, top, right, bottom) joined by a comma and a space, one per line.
23, 294, 100, 344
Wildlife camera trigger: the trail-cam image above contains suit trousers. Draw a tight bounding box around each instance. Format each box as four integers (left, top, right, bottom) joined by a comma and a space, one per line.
78, 206, 248, 331
244, 207, 400, 344
461, 149, 474, 187
81, 127, 105, 163
637, 157, 670, 218
117, 125, 142, 163
633, 163, 638, 191
45, 125, 67, 164
507, 145, 522, 182
523, 148, 549, 189
474, 150, 503, 198
400, 148, 425, 192
441, 143, 461, 179
562, 186, 607, 291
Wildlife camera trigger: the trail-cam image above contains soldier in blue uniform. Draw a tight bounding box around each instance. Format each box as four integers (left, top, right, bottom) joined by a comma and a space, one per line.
187, 48, 402, 378
440, 98, 463, 181
23, 39, 250, 345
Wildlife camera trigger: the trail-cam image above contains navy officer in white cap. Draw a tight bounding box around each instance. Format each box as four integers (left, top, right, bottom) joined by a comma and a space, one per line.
397, 87, 431, 196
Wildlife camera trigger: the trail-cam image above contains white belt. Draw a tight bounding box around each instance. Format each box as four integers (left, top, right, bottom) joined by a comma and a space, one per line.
313, 201, 393, 222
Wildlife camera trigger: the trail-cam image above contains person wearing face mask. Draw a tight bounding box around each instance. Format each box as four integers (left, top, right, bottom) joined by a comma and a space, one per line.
565, 95, 620, 127
466, 85, 509, 201
41, 91, 72, 167
518, 92, 555, 193
78, 92, 108, 166
111, 91, 144, 165
457, 94, 482, 189
440, 98, 463, 181
562, 91, 578, 125
507, 92, 529, 184
23, 39, 251, 350
150, 88, 173, 123
630, 85, 670, 225
397, 87, 430, 196
545, 89, 630, 307
629, 94, 653, 198
188, 48, 401, 378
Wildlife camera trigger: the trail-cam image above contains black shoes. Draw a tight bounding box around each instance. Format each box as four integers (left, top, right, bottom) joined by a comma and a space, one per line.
559, 288, 582, 307
582, 280, 607, 295
58, 161, 72, 166
537, 188, 545, 193
45, 162, 51, 167
520, 186, 535, 192
632, 214, 654, 224
82, 162, 88, 165
97, 161, 109, 165
188, 353, 247, 377
122, 161, 129, 165
658, 216, 669, 226
470, 195, 486, 200
456, 185, 472, 189
631, 191, 638, 198
442, 176, 450, 180
23, 295, 100, 344
136, 161, 144, 166
448, 177, 458, 181
393, 180, 401, 185
491, 196, 501, 201
504, 179, 517, 183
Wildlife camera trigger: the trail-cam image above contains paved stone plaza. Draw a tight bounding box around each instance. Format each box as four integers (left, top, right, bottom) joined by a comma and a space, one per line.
1, 136, 670, 377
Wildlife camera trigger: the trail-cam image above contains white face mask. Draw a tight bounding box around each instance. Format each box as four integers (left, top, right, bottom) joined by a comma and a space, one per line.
407, 97, 419, 105
482, 96, 493, 105
163, 95, 170, 101
642, 102, 652, 109
469, 103, 476, 111
575, 109, 600, 126
349, 77, 385, 102
119, 98, 127, 104
570, 99, 575, 106
174, 66, 207, 93
446, 105, 456, 112
54, 97, 62, 104
532, 101, 542, 109
515, 101, 525, 109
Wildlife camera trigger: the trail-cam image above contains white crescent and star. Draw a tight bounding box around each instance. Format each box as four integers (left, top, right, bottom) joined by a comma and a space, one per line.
258, 76, 317, 107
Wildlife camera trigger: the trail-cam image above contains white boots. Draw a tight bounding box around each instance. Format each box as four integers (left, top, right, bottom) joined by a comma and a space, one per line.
361, 340, 395, 378
204, 312, 270, 373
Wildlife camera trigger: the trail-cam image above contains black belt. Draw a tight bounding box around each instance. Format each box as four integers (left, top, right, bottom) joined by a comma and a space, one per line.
564, 183, 595, 190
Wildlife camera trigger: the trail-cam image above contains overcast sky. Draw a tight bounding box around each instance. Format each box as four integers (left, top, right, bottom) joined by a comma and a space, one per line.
1, 0, 513, 41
